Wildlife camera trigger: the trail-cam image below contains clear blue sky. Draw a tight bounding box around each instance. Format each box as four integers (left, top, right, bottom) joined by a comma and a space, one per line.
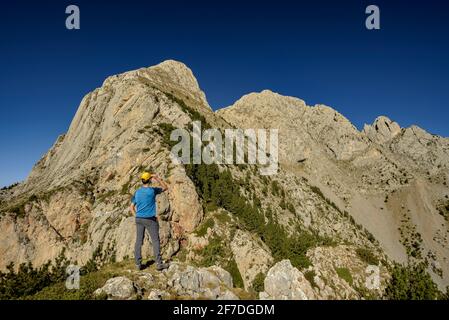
1, 0, 448, 187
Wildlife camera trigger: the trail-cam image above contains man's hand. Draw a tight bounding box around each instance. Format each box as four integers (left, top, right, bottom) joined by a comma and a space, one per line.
130, 204, 136, 215
152, 175, 169, 192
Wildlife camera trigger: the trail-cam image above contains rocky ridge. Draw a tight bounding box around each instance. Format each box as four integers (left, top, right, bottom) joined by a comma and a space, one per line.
1, 60, 448, 299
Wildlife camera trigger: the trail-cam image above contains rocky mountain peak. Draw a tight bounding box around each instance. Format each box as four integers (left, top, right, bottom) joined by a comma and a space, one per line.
102, 59, 210, 110
151, 60, 205, 98
363, 115, 401, 143
222, 89, 306, 112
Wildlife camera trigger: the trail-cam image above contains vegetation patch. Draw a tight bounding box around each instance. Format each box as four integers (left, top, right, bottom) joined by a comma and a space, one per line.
384, 263, 439, 300
399, 223, 423, 260
26, 270, 111, 300
364, 229, 377, 244
195, 218, 215, 237
78, 223, 90, 245
23, 260, 134, 300
163, 92, 210, 129
437, 200, 449, 222
335, 267, 353, 286
7, 201, 27, 218
197, 236, 226, 267
304, 270, 318, 289
121, 175, 133, 196
95, 190, 116, 204
354, 284, 380, 300
157, 122, 179, 148
215, 210, 232, 224
270, 180, 281, 196
224, 258, 244, 289
0, 182, 19, 191
0, 251, 70, 299
86, 241, 117, 273
356, 248, 379, 266
252, 272, 265, 293
310, 185, 342, 214
194, 235, 244, 289
185, 163, 332, 270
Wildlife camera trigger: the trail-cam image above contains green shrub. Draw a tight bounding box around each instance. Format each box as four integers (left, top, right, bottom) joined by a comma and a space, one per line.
354, 284, 380, 300
437, 200, 449, 221
198, 237, 225, 267
310, 185, 324, 198
0, 182, 19, 191
365, 230, 376, 243
224, 258, 244, 289
335, 267, 353, 286
83, 243, 107, 273
27, 277, 95, 300
310, 185, 341, 213
261, 186, 268, 195
185, 163, 330, 270
158, 122, 179, 148
120, 175, 133, 195
252, 272, 265, 293
9, 202, 26, 218
356, 248, 379, 265
163, 92, 210, 129
0, 251, 69, 299
195, 229, 244, 289
441, 287, 449, 300
215, 211, 232, 224
195, 218, 215, 237
26, 269, 112, 300
95, 190, 116, 204
304, 270, 318, 288
271, 181, 280, 196
286, 202, 296, 214
384, 263, 439, 300
279, 199, 287, 210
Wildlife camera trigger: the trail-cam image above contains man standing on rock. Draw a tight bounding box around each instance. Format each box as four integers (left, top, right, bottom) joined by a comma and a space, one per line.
131, 172, 170, 271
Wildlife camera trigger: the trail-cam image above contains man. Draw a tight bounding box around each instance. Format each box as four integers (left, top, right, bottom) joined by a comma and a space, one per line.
131, 172, 169, 271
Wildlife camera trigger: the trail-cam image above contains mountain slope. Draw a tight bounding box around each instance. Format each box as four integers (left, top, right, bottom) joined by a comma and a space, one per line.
1, 60, 448, 299
218, 89, 449, 289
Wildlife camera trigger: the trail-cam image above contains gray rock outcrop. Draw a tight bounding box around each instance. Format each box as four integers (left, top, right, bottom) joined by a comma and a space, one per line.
94, 276, 136, 300
259, 260, 316, 300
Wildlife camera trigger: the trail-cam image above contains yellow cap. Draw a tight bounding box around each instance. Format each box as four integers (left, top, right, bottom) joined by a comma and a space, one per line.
141, 172, 152, 180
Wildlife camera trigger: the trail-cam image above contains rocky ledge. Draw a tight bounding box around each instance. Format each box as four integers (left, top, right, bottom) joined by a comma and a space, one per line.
94, 262, 239, 300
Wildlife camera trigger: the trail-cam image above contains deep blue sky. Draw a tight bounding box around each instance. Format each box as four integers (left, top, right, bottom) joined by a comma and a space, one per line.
1, 0, 448, 187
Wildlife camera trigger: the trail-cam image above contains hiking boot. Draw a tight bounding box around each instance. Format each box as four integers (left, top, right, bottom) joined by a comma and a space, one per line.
136, 264, 144, 271
156, 262, 169, 271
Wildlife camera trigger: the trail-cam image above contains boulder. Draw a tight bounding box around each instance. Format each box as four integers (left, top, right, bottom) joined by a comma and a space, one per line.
168, 263, 237, 299
259, 260, 316, 300
94, 276, 136, 300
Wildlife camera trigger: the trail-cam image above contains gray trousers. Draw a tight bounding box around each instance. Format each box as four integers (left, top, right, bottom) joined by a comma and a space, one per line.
134, 217, 162, 266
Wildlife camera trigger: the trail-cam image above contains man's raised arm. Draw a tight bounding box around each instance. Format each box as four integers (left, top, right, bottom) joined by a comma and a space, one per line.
153, 175, 169, 192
